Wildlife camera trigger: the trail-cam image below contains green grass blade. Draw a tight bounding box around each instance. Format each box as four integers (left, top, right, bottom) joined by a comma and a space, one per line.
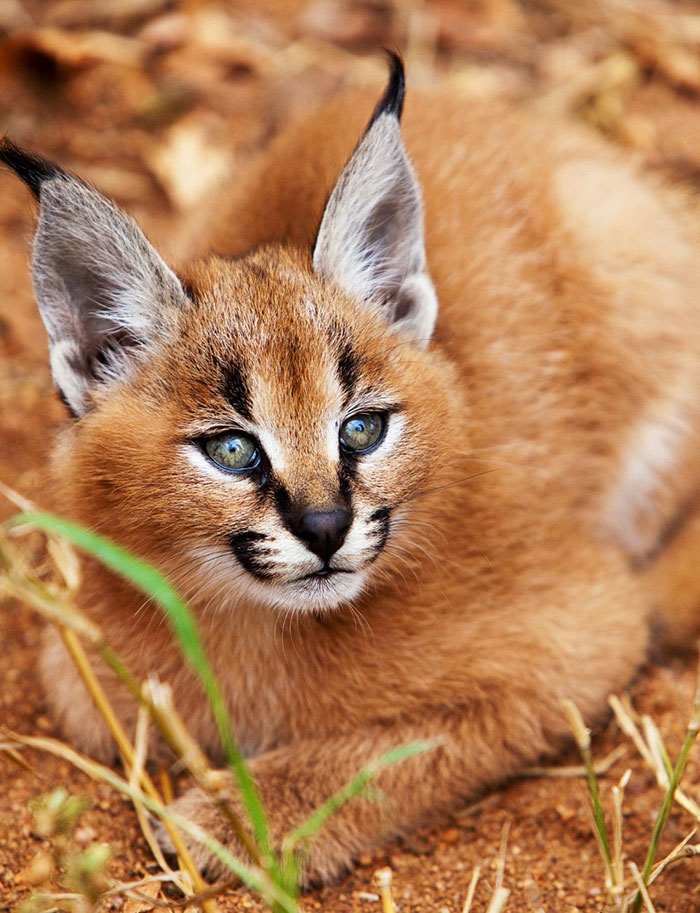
630, 714, 700, 913
280, 739, 437, 890
6, 729, 298, 913
11, 511, 275, 870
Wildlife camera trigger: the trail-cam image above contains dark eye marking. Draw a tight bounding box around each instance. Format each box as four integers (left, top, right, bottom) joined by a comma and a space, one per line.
230, 530, 276, 580
337, 340, 360, 404
231, 530, 268, 544
222, 360, 253, 421
272, 480, 293, 519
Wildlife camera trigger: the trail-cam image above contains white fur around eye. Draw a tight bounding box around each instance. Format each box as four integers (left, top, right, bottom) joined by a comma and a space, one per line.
326, 418, 340, 462
359, 412, 405, 464
256, 428, 286, 473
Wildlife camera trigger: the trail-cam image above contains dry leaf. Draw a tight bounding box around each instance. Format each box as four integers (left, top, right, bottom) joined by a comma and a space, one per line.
45, 0, 171, 30
0, 0, 33, 33
298, 0, 398, 50
146, 118, 232, 210
7, 27, 146, 69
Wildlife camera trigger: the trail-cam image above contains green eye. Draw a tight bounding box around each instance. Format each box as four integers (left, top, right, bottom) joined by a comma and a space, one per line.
203, 431, 260, 472
339, 412, 385, 454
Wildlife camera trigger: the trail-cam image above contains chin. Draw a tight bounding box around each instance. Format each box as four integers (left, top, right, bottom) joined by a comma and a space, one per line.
175, 545, 370, 616
249, 569, 369, 613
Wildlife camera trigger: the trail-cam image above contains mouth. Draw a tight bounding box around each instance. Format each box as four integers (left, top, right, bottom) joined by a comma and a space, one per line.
237, 561, 369, 611
298, 566, 354, 581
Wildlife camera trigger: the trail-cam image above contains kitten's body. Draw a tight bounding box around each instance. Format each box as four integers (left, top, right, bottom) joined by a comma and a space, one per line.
5, 62, 700, 882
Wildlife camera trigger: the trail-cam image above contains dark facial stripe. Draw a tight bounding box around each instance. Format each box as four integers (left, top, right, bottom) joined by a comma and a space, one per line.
223, 361, 253, 421
338, 460, 356, 502
337, 341, 360, 404
369, 506, 391, 553
269, 479, 297, 538
229, 530, 275, 580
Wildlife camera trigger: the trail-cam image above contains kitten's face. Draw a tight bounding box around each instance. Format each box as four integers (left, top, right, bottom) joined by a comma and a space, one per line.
5, 61, 455, 614
69, 248, 458, 614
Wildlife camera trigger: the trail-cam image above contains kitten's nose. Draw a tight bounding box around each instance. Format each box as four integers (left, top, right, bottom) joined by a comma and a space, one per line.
295, 508, 351, 562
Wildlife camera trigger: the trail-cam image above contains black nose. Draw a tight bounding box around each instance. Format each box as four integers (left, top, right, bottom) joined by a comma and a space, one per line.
295, 508, 351, 562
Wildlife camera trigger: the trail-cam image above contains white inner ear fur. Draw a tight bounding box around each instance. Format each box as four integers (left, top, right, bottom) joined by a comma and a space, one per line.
32, 176, 187, 415
313, 112, 437, 348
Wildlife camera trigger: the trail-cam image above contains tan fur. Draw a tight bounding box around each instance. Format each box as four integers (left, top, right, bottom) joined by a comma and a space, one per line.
27, 82, 700, 883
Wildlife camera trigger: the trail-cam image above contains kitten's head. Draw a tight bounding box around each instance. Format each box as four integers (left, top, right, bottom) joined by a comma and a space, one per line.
1, 57, 461, 613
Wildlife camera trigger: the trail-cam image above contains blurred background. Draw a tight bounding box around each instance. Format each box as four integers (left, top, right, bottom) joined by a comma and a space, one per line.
2, 0, 700, 251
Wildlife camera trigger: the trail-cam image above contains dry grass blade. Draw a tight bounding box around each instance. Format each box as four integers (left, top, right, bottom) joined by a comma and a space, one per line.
642, 716, 672, 782
0, 555, 101, 645
373, 867, 396, 913
1, 727, 294, 912
495, 819, 510, 892
629, 655, 700, 913
103, 873, 186, 899
523, 744, 627, 779
609, 694, 700, 823
56, 628, 208, 903
629, 861, 657, 913
485, 886, 510, 913
481, 820, 511, 913
647, 830, 697, 887
129, 702, 183, 889
609, 696, 656, 772
461, 865, 481, 913
145, 876, 239, 910
0, 482, 81, 597
0, 740, 34, 773
159, 767, 175, 804
0, 479, 38, 513
611, 768, 631, 896
143, 675, 260, 868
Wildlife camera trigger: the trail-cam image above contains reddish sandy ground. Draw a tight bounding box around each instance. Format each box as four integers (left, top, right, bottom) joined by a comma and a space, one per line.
3, 2, 700, 911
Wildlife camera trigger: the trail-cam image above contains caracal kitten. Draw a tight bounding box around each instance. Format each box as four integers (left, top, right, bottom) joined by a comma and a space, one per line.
3, 56, 700, 883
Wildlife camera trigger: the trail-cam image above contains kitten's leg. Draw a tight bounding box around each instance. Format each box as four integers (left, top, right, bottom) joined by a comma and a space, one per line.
158, 673, 638, 885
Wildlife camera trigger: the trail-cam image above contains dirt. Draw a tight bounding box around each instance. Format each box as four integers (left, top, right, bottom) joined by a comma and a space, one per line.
3, 2, 700, 911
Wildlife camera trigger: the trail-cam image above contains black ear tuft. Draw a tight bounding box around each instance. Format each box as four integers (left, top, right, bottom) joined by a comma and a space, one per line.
0, 138, 63, 200
368, 51, 405, 129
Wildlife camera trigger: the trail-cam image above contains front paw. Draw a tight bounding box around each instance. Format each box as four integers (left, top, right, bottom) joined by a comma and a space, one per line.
154, 786, 240, 882
154, 779, 357, 888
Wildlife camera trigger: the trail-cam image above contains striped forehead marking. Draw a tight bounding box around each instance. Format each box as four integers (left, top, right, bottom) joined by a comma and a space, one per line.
222, 359, 253, 421
337, 340, 360, 405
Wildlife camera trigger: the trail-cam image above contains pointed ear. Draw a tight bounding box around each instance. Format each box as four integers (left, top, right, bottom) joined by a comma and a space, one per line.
312, 55, 437, 348
0, 139, 188, 416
